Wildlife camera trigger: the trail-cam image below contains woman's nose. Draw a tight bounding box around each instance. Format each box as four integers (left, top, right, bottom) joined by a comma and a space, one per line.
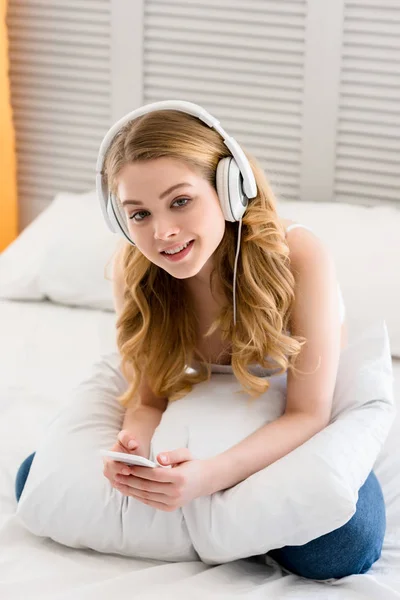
154, 219, 181, 241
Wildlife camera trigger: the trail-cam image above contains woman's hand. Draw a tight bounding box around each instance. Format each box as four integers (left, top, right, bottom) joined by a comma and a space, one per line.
103, 430, 146, 487
113, 448, 213, 511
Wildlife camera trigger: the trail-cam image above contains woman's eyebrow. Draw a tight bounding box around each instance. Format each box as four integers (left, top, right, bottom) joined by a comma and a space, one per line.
121, 183, 193, 206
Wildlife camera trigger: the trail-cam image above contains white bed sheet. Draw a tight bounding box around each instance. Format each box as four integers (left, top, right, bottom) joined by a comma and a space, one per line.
0, 298, 399, 599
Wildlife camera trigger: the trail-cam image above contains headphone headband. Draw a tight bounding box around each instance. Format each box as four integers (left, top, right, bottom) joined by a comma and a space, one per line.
96, 100, 257, 236
96, 100, 256, 185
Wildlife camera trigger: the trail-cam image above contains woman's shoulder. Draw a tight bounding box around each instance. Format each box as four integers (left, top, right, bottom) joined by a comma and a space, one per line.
278, 217, 313, 236
279, 217, 298, 234
278, 216, 330, 269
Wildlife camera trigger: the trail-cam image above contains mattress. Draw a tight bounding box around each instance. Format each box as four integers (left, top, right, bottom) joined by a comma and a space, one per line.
1, 298, 399, 599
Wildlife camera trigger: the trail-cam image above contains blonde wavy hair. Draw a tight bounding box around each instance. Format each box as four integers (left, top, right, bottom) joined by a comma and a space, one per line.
103, 109, 307, 408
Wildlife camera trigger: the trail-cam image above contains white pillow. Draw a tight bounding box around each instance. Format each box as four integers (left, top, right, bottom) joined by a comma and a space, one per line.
0, 195, 60, 300
38, 191, 120, 311
17, 321, 395, 565
0, 190, 120, 311
278, 200, 400, 357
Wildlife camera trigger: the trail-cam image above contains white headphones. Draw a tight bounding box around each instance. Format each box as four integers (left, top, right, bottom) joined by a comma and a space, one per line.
96, 100, 257, 246
95, 100, 258, 325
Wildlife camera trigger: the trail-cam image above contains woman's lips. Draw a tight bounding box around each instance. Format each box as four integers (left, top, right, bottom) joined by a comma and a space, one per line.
161, 240, 195, 262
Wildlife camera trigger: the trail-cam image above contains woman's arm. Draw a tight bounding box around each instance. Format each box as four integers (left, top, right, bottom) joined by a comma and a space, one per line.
122, 404, 165, 459
205, 411, 326, 495
121, 372, 169, 459
203, 401, 328, 499
204, 227, 343, 495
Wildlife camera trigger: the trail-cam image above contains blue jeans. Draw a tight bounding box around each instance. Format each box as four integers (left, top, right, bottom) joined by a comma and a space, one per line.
15, 454, 385, 580
15, 452, 36, 503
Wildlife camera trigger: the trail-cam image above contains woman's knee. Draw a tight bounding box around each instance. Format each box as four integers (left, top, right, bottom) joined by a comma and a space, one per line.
15, 452, 36, 502
268, 471, 386, 580
353, 471, 386, 573
326, 496, 386, 578
269, 525, 384, 580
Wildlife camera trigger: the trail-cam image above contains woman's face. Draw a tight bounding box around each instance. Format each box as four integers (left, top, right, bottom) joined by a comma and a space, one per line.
116, 157, 226, 283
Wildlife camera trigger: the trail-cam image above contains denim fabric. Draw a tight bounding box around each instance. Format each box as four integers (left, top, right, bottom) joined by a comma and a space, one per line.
15, 455, 385, 580
15, 452, 36, 502
266, 470, 386, 580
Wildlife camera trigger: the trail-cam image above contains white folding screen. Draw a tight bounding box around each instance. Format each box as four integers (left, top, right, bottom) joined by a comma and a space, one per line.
142, 0, 400, 208
143, 0, 307, 204
6, 0, 113, 230
6, 0, 400, 231
334, 1, 400, 207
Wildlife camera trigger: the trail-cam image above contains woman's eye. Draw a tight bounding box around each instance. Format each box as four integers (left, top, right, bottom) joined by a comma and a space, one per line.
173, 197, 190, 208
129, 210, 148, 221
128, 197, 191, 221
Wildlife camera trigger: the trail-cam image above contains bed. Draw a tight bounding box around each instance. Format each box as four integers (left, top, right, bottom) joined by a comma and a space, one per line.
1, 190, 400, 599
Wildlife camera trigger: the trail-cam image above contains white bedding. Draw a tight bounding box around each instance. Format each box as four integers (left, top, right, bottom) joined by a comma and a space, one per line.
1, 298, 400, 599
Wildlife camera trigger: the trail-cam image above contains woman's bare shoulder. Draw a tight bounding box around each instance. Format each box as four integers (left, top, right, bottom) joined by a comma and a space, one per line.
278, 217, 298, 233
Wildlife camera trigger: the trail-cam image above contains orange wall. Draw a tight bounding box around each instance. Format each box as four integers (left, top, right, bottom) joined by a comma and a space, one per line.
0, 0, 18, 252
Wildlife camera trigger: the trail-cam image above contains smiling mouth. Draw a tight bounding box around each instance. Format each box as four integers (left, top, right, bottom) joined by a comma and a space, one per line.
161, 239, 195, 260
160, 240, 194, 255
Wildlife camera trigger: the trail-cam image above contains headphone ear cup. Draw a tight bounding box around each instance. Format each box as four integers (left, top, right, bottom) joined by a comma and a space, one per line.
216, 157, 248, 222
108, 193, 136, 246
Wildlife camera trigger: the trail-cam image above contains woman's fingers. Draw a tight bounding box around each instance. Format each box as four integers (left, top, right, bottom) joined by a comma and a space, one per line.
103, 430, 151, 488
115, 475, 174, 497
103, 458, 129, 481
117, 430, 139, 451
103, 437, 138, 482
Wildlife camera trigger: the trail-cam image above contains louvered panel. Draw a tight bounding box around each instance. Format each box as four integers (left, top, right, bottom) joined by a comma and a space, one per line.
9, 61, 109, 85
20, 163, 95, 181
12, 87, 109, 110
18, 176, 85, 197
12, 98, 109, 120
145, 38, 304, 70
147, 53, 304, 83
334, 1, 400, 206
10, 0, 110, 14
7, 9, 110, 36
9, 50, 110, 76
7, 0, 112, 232
12, 118, 104, 154
14, 129, 100, 154
16, 142, 101, 163
143, 74, 301, 114
145, 76, 302, 103
8, 28, 110, 50
143, 0, 307, 202
7, 37, 110, 60
9, 72, 111, 96
338, 145, 399, 164
13, 107, 109, 128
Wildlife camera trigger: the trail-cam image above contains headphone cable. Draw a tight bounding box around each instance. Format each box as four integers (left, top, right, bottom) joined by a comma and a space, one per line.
233, 217, 242, 327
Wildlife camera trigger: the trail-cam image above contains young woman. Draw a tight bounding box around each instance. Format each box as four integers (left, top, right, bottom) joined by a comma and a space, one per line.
16, 102, 385, 580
